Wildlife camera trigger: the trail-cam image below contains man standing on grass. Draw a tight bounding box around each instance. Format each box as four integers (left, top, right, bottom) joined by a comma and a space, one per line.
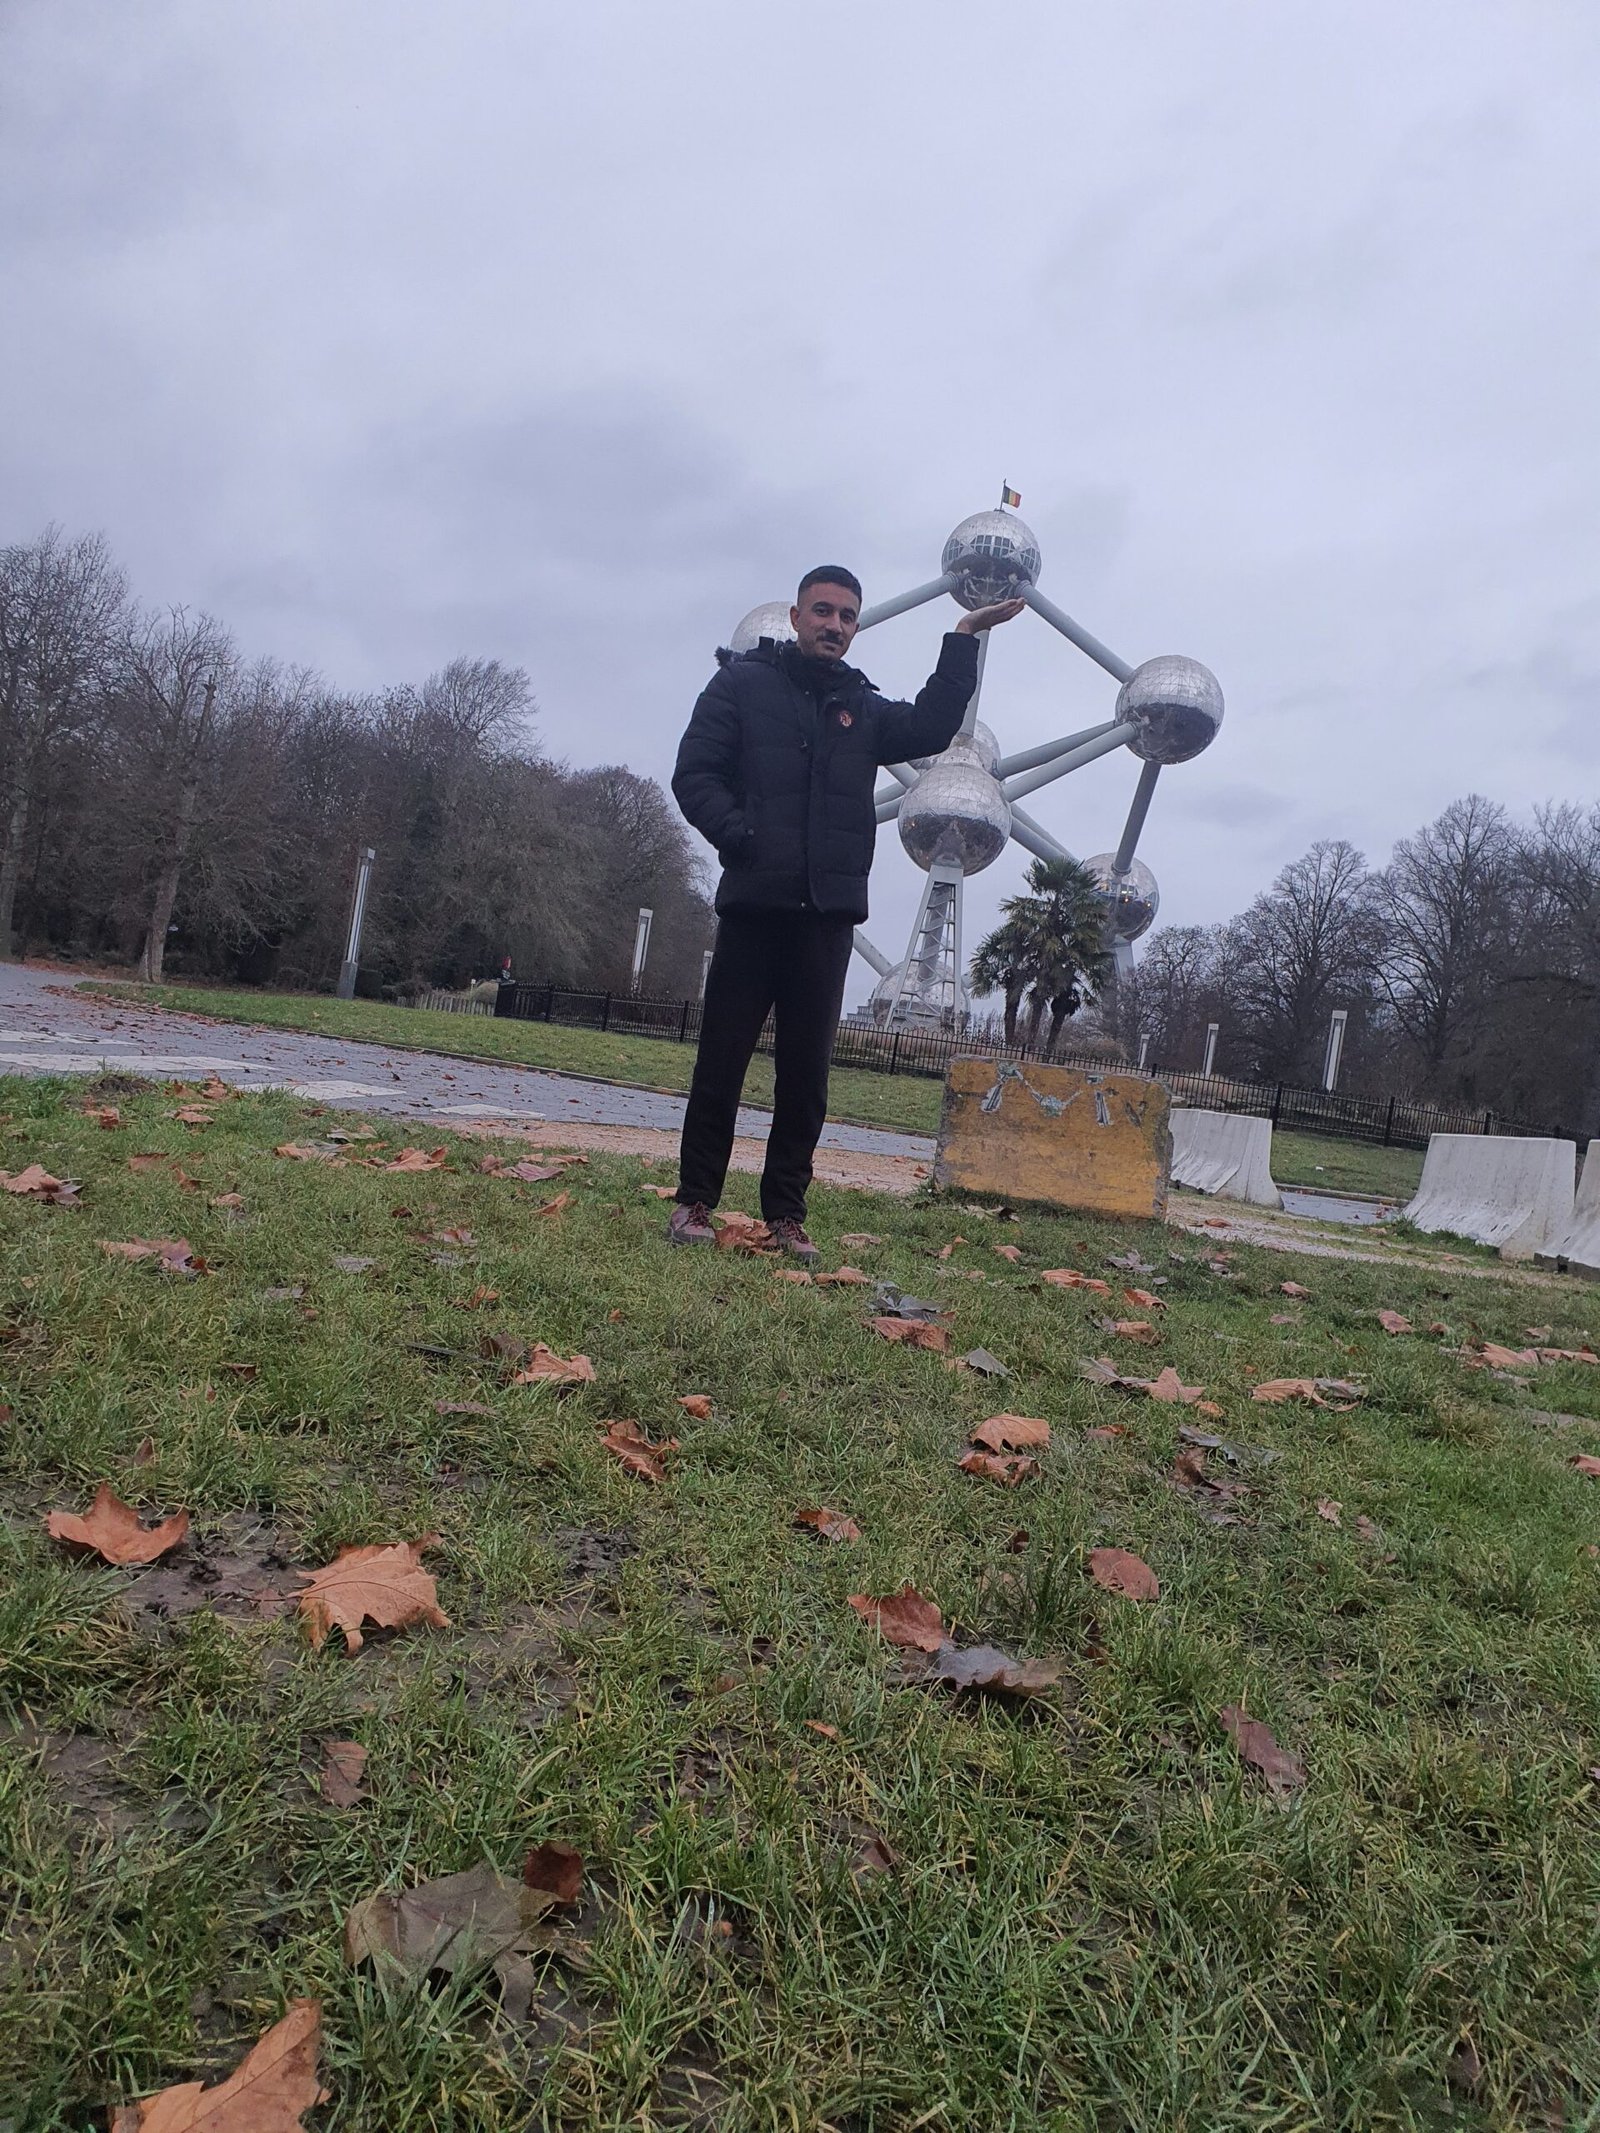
668, 565, 1022, 1259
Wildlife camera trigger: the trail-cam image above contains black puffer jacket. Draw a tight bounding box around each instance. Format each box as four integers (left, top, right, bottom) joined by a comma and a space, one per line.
672, 633, 980, 921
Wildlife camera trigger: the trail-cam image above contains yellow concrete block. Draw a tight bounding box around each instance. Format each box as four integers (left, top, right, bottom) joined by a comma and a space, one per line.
933, 1058, 1171, 1220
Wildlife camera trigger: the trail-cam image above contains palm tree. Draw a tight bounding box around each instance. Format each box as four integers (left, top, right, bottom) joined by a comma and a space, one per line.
970, 855, 1114, 1060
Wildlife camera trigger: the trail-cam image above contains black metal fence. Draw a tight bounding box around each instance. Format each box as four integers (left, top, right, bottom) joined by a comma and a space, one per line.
452, 980, 1569, 1152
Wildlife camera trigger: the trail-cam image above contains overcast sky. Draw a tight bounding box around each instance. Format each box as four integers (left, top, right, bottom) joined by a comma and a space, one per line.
3, 1, 1597, 999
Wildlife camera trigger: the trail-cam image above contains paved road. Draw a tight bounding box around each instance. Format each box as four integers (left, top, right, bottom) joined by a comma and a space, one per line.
0, 965, 932, 1160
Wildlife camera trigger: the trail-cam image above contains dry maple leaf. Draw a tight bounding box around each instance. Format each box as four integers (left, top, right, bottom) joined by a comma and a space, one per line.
197, 1076, 231, 1102
805, 1719, 841, 1742
168, 1104, 216, 1126
970, 1413, 1050, 1452
1252, 1377, 1363, 1409
927, 1642, 1062, 1699
449, 1285, 500, 1310
86, 1104, 121, 1128
1086, 1547, 1159, 1601
1539, 1347, 1600, 1366
432, 1225, 477, 1245
1140, 1366, 1205, 1404
320, 1739, 368, 1807
1041, 1268, 1111, 1293
533, 1192, 571, 1218
1315, 1498, 1343, 1526
1474, 1341, 1539, 1369
936, 1238, 967, 1261
1078, 1355, 1126, 1388
296, 1535, 448, 1653
1084, 1422, 1130, 1442
1280, 1281, 1311, 1299
991, 1243, 1024, 1263
640, 1183, 677, 1198
523, 1839, 584, 1905
840, 1232, 884, 1247
111, 1998, 327, 2133
847, 1584, 944, 1651
815, 1265, 871, 1285
1123, 1286, 1166, 1310
382, 1146, 448, 1172
1, 1164, 80, 1203
510, 1344, 595, 1385
345, 1862, 559, 2015
1218, 1703, 1307, 1796
867, 1315, 949, 1351
794, 1505, 864, 1542
773, 1268, 814, 1284
852, 1833, 898, 1879
99, 1237, 201, 1275
211, 1192, 245, 1210
957, 1449, 1040, 1486
1378, 1310, 1413, 1336
600, 1418, 678, 1482
1109, 1319, 1159, 1343
46, 1482, 190, 1565
274, 1142, 337, 1163
1569, 1454, 1600, 1478
677, 1393, 713, 1419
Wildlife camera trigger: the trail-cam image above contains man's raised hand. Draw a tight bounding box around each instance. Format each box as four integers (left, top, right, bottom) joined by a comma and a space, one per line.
954, 597, 1026, 635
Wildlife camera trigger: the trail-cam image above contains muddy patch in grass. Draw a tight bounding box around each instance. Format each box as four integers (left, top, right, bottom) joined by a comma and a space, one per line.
2, 1716, 143, 1840
110, 1512, 295, 1628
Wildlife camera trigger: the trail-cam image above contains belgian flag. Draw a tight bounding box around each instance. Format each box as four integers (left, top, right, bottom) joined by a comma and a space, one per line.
1000, 484, 1021, 509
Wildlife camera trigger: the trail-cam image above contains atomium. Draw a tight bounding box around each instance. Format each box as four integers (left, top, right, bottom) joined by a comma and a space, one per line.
940, 509, 1042, 612
1117, 654, 1224, 766
1084, 853, 1159, 943
727, 492, 1224, 1028
728, 599, 796, 654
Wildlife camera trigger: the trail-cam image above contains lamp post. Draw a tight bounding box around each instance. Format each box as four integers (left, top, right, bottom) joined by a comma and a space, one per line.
336, 848, 376, 1001
1201, 1022, 1219, 1077
630, 907, 654, 995
1323, 1008, 1349, 1092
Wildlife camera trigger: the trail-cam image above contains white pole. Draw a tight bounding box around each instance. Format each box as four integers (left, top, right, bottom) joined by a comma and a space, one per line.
699, 948, 713, 1000
1136, 1033, 1151, 1071
630, 906, 654, 994
1202, 1022, 1219, 1076
336, 848, 376, 1000
1323, 1008, 1348, 1091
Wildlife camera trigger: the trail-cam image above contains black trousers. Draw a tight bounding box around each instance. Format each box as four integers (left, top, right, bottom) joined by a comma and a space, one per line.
677, 909, 855, 1222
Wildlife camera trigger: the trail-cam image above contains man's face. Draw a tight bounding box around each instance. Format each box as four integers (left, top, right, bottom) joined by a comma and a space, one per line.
790, 581, 860, 661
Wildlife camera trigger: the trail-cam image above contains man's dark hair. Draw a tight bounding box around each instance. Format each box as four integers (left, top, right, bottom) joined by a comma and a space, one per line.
797, 564, 862, 605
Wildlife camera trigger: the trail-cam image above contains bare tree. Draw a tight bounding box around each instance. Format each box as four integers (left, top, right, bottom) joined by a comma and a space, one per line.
1225, 839, 1381, 1082
1377, 795, 1514, 1094
0, 528, 125, 956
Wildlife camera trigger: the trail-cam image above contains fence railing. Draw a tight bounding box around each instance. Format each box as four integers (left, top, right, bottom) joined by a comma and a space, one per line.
410, 981, 1570, 1151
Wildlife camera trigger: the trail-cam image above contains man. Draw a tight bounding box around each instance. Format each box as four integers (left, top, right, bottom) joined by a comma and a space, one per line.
668, 565, 1022, 1258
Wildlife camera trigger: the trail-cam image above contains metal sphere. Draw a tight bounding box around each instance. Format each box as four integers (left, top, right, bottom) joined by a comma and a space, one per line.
1084, 852, 1160, 943
940, 509, 1042, 612
728, 599, 795, 653
1117, 654, 1223, 765
908, 718, 1000, 775
869, 959, 964, 1028
897, 759, 1012, 873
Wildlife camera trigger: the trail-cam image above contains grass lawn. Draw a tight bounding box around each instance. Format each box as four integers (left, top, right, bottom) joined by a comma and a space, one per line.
5, 1077, 1600, 2128
87, 982, 1429, 1198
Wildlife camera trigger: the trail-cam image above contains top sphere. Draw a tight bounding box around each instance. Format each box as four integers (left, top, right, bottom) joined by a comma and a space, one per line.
1084, 852, 1159, 943
728, 600, 796, 654
1116, 654, 1223, 764
940, 509, 1042, 612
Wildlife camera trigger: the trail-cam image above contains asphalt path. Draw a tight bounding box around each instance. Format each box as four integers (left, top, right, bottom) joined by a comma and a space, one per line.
0, 965, 933, 1160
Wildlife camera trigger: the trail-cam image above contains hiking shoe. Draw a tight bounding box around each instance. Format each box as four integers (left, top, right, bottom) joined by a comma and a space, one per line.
768, 1217, 820, 1263
667, 1201, 716, 1247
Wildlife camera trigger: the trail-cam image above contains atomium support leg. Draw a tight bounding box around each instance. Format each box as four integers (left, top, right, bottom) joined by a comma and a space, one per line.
1001, 722, 1137, 803
1113, 760, 1162, 873
884, 861, 965, 1028
1018, 583, 1136, 684
856, 573, 956, 632
851, 929, 893, 978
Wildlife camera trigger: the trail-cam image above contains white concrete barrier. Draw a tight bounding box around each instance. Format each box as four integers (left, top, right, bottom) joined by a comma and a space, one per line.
1537, 1143, 1600, 1277
1403, 1133, 1576, 1259
1169, 1108, 1281, 1209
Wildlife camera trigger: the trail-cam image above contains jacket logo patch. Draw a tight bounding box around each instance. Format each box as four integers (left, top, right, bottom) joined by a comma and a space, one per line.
837, 709, 853, 728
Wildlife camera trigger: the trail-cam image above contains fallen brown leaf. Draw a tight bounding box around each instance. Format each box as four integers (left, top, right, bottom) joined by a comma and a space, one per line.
937, 1237, 967, 1261
432, 1225, 477, 1245
847, 1584, 944, 1651
510, 1344, 596, 1385
1084, 1423, 1130, 1442
274, 1142, 338, 1163
992, 1243, 1024, 1263
0, 1164, 80, 1204
99, 1237, 203, 1275
852, 1833, 898, 1879
840, 1232, 884, 1247
1378, 1310, 1413, 1336
1280, 1281, 1310, 1299
713, 1210, 775, 1252
168, 1104, 216, 1126
1087, 1546, 1159, 1601
970, 1413, 1050, 1452
86, 1104, 121, 1128
1218, 1703, 1306, 1795
320, 1739, 368, 1807
867, 1315, 948, 1351
1316, 1498, 1343, 1526
46, 1483, 190, 1565
345, 1862, 559, 2015
1041, 1268, 1110, 1293
927, 1642, 1062, 1699
957, 1449, 1040, 1485
522, 1839, 584, 1905
1569, 1454, 1600, 1478
794, 1505, 864, 1542
381, 1146, 448, 1172
640, 1184, 677, 1198
1123, 1286, 1167, 1310
815, 1265, 871, 1285
773, 1268, 814, 1285
600, 1418, 678, 1482
533, 1192, 572, 1218
1474, 1341, 1540, 1369
804, 1719, 841, 1742
296, 1535, 448, 1652
1109, 1319, 1160, 1343
448, 1285, 500, 1310
211, 1191, 245, 1210
677, 1393, 713, 1419
111, 1998, 327, 2132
